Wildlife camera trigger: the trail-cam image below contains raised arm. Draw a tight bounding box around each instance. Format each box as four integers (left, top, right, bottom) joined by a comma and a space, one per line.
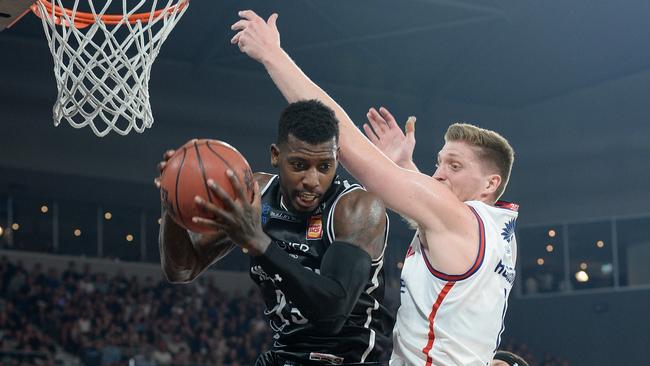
231, 10, 470, 234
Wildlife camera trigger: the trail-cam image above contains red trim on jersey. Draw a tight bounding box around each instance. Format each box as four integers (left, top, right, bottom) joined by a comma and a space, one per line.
423, 281, 455, 365
495, 200, 519, 212
421, 206, 486, 281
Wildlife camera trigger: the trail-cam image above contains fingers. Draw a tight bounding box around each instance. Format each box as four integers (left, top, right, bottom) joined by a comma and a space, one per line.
164, 149, 175, 160
238, 9, 262, 22
154, 177, 160, 189
363, 123, 380, 144
379, 107, 399, 129
194, 196, 234, 225
251, 181, 262, 209
405, 116, 417, 136
206, 179, 237, 212
225, 170, 248, 203
231, 19, 249, 31
267, 13, 278, 30
190, 217, 222, 231
157, 161, 166, 174
367, 108, 388, 135
231, 31, 243, 44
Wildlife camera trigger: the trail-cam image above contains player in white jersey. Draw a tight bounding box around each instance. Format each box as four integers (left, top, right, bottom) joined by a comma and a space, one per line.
230, 10, 517, 365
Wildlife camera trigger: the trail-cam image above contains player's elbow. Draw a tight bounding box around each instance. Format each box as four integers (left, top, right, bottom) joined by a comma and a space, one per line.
161, 262, 196, 284
305, 298, 351, 335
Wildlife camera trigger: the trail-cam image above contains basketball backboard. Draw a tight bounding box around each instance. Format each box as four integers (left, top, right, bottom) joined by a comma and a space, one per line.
0, 0, 33, 31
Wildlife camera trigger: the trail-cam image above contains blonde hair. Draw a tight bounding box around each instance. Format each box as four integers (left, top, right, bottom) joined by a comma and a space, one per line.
444, 123, 514, 200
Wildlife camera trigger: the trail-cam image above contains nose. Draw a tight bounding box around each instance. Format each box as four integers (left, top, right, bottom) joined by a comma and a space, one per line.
432, 166, 446, 182
302, 168, 320, 191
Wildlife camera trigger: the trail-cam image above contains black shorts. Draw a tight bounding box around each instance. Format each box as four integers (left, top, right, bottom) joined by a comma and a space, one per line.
255, 351, 383, 366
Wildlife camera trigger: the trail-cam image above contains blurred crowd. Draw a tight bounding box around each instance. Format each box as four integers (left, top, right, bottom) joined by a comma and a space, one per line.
0, 257, 271, 366
0, 255, 569, 366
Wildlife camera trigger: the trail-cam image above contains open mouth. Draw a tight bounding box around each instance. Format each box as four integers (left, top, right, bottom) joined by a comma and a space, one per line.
294, 191, 320, 210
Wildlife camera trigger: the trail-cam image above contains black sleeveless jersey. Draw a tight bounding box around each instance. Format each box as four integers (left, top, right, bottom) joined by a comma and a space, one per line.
249, 175, 394, 364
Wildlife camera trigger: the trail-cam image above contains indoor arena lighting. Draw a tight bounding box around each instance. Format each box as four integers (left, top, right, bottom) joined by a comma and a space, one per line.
580, 262, 588, 270
546, 244, 554, 252
74, 229, 81, 237
537, 258, 545, 265
0, 226, 3, 236
104, 212, 112, 220
575, 271, 589, 282
548, 229, 556, 238
126, 234, 134, 242
41, 205, 49, 213
596, 240, 604, 248
11, 223, 19, 231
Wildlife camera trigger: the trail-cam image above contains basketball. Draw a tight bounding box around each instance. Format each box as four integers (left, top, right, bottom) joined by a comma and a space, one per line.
159, 139, 254, 233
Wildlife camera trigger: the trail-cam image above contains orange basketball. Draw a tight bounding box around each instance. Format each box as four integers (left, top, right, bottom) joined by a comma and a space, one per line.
159, 139, 254, 233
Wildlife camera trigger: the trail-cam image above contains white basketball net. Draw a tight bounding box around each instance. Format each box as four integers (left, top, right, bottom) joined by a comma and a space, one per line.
33, 0, 189, 137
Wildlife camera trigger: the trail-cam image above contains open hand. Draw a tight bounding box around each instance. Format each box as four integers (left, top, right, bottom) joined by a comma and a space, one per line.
231, 10, 281, 64
363, 107, 416, 168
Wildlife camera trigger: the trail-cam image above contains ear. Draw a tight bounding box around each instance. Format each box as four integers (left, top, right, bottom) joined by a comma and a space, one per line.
485, 174, 502, 196
270, 144, 280, 167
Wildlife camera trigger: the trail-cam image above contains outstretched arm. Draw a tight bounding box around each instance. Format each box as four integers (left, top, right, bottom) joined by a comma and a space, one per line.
231, 10, 472, 235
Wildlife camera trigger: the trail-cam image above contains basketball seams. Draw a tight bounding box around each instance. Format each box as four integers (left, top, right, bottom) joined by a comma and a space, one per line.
161, 139, 252, 233
205, 140, 237, 172
174, 147, 189, 229
194, 140, 215, 205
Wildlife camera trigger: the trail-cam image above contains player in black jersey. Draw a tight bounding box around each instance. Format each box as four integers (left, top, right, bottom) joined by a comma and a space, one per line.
157, 100, 394, 365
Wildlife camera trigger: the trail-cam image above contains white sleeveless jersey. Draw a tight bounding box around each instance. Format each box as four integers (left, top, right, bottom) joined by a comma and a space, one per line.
390, 200, 519, 366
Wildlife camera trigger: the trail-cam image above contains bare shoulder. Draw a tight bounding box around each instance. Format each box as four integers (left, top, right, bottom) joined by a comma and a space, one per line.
254, 172, 275, 187
332, 189, 386, 259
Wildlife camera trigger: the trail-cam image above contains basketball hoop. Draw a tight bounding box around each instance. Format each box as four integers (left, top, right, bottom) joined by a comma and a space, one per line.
31, 0, 189, 136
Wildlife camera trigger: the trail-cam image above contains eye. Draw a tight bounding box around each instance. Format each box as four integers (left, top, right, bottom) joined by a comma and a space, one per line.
450, 163, 461, 170
318, 163, 331, 172
291, 161, 305, 170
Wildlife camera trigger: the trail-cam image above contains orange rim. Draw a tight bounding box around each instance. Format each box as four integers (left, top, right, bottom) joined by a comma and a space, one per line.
31, 0, 189, 28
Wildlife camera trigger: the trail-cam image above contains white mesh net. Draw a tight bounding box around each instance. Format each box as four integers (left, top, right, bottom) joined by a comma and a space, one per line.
33, 0, 189, 137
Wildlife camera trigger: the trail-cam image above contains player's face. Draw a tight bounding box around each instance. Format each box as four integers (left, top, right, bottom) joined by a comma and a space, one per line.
271, 134, 339, 213
432, 141, 490, 202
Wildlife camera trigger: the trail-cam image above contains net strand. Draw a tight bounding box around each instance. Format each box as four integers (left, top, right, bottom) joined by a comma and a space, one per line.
35, 0, 188, 136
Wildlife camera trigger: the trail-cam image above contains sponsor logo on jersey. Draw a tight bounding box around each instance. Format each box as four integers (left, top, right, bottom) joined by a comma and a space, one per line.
269, 210, 301, 223
309, 352, 344, 365
276, 240, 311, 253
306, 215, 323, 240
494, 259, 516, 284
501, 218, 517, 243
261, 203, 271, 224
